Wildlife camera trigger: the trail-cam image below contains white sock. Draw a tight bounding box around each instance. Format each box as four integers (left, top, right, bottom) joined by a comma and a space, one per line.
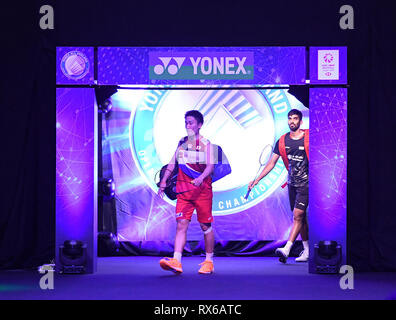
284, 241, 293, 253
205, 252, 214, 262
173, 252, 182, 262
302, 241, 309, 251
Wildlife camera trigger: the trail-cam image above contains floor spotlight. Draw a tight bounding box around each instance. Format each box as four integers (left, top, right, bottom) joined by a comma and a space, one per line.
59, 240, 87, 274
314, 240, 342, 274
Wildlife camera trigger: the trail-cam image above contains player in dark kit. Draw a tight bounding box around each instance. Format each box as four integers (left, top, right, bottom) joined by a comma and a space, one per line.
248, 109, 309, 263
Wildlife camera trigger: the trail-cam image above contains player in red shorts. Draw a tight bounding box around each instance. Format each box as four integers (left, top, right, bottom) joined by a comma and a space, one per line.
158, 110, 215, 274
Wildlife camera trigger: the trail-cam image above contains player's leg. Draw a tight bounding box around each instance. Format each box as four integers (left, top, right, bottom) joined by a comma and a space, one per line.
295, 216, 309, 262
196, 198, 215, 274
300, 216, 308, 241
174, 198, 194, 257
200, 222, 214, 260
174, 219, 190, 255
276, 207, 305, 263
159, 198, 193, 273
288, 207, 306, 242
294, 185, 309, 262
275, 185, 297, 263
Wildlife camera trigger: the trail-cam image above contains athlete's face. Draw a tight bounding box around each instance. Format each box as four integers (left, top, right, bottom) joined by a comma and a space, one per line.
185, 116, 202, 136
288, 114, 302, 132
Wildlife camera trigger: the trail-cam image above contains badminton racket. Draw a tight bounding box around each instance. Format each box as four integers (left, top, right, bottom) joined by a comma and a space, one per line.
245, 144, 273, 199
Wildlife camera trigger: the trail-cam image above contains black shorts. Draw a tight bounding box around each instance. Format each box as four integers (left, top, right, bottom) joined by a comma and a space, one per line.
288, 184, 309, 211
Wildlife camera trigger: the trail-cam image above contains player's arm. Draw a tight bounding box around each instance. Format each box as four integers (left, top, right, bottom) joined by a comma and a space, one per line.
191, 142, 215, 186
158, 146, 180, 196
248, 153, 280, 190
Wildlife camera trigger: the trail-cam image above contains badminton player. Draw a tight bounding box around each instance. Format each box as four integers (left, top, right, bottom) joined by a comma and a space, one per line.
158, 110, 215, 274
248, 109, 309, 263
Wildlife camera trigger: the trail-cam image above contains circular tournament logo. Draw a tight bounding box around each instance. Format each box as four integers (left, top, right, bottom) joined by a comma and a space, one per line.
129, 86, 300, 215
60, 51, 90, 80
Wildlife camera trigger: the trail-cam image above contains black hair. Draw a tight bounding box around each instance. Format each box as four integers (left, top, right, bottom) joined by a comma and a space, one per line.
287, 109, 303, 121
185, 110, 204, 125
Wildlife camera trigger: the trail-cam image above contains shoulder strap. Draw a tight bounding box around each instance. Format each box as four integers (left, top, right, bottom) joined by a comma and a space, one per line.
178, 136, 188, 148
279, 133, 289, 170
303, 129, 309, 161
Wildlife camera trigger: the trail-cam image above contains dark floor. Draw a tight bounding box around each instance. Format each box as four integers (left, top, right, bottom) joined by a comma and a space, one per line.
0, 256, 395, 300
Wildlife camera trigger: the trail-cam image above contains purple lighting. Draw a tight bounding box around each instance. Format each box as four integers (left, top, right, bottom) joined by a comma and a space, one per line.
56, 47, 94, 85
97, 47, 306, 85
56, 88, 97, 273
309, 47, 347, 84
309, 87, 347, 272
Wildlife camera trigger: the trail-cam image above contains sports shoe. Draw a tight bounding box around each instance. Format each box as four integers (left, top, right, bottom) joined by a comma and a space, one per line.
295, 249, 309, 262
159, 257, 183, 273
198, 260, 214, 274
275, 247, 289, 264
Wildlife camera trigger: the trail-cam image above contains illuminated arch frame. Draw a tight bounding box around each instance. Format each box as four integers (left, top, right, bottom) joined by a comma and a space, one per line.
55, 46, 347, 274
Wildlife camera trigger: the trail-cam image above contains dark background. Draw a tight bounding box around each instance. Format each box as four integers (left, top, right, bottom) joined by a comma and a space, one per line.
0, 0, 394, 271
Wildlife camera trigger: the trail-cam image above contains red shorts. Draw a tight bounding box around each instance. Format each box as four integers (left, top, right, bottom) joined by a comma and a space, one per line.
175, 186, 213, 223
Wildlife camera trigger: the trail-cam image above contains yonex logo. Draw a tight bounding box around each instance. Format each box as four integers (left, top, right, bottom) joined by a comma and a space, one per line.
153, 56, 248, 75
154, 57, 186, 75
149, 52, 254, 80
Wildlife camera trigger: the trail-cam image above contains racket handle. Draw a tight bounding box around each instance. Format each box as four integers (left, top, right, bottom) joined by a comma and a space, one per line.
244, 189, 251, 200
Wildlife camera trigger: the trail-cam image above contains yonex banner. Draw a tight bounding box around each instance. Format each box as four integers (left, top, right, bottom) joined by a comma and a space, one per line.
149, 51, 254, 80
55, 47, 348, 85
97, 47, 306, 85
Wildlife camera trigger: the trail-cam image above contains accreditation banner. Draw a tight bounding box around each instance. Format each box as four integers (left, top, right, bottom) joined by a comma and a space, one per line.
309, 47, 347, 84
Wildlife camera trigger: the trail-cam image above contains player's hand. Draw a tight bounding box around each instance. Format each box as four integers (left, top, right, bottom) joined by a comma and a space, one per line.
191, 176, 204, 187
248, 180, 257, 190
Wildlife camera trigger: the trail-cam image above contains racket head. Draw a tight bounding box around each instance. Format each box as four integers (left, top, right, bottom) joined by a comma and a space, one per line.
245, 144, 273, 199
259, 144, 273, 166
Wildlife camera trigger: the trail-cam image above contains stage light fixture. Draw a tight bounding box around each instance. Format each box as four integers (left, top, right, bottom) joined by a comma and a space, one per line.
314, 240, 342, 274
59, 240, 87, 274
98, 98, 113, 114
99, 177, 115, 199
95, 86, 118, 114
